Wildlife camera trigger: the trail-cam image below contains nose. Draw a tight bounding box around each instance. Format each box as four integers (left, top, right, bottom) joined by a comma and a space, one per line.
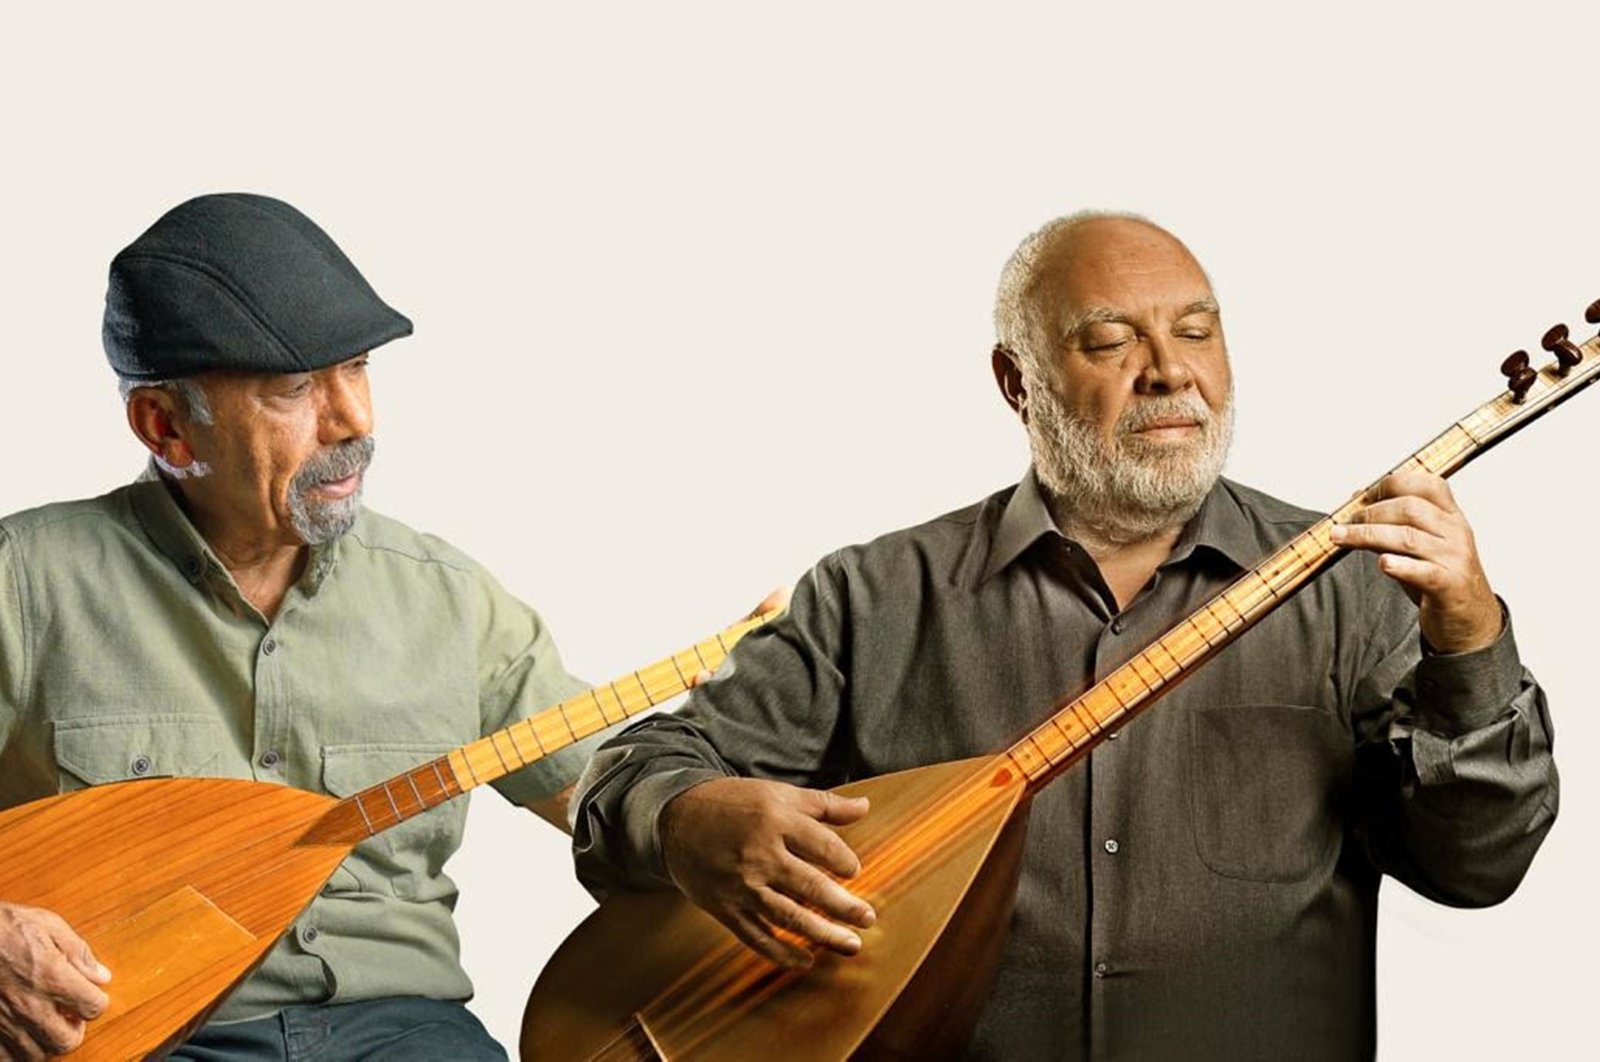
318, 372, 374, 443
1134, 333, 1194, 395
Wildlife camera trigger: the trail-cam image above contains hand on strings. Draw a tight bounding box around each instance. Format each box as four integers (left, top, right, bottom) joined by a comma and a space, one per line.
1330, 470, 1503, 653
0, 903, 112, 1060
689, 586, 793, 687
659, 777, 875, 969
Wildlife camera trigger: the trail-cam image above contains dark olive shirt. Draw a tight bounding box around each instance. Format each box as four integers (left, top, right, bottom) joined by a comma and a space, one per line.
571, 471, 1558, 1061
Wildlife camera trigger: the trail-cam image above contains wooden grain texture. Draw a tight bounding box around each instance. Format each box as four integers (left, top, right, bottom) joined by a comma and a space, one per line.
0, 778, 353, 1061
521, 756, 1025, 1061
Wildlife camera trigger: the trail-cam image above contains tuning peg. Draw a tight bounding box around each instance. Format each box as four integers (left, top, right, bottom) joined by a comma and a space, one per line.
1541, 323, 1584, 373
1501, 350, 1537, 402
1586, 299, 1600, 326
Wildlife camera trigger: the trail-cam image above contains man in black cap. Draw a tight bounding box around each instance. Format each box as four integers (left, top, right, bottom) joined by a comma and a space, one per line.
0, 194, 606, 1059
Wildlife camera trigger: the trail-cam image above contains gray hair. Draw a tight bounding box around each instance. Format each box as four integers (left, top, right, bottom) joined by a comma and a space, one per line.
117, 376, 214, 478
118, 376, 215, 425
993, 209, 1163, 373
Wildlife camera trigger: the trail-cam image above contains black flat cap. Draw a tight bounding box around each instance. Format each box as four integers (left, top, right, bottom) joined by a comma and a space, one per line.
103, 193, 413, 380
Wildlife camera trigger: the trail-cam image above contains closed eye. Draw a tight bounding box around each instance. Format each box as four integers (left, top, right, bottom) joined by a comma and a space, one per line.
1086, 338, 1130, 353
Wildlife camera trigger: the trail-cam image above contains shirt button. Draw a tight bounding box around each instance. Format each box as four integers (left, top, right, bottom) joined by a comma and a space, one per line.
1104, 838, 1120, 854
1110, 618, 1125, 635
260, 750, 281, 769
1107, 730, 1120, 740
183, 556, 202, 578
130, 755, 152, 776
1094, 962, 1110, 978
300, 926, 319, 945
262, 637, 278, 656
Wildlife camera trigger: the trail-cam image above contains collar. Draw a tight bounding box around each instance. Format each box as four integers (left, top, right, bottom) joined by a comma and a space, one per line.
128, 462, 340, 600
978, 467, 1261, 585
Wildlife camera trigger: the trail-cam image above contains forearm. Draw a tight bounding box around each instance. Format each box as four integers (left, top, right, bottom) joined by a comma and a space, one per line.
571, 556, 854, 898
571, 714, 737, 897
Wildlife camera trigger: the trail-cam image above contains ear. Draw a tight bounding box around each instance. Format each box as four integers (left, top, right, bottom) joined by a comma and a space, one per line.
125, 387, 201, 471
991, 344, 1029, 424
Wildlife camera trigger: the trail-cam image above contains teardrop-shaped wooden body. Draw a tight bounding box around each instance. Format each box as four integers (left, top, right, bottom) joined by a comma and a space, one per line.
0, 777, 354, 1060
522, 756, 1029, 1060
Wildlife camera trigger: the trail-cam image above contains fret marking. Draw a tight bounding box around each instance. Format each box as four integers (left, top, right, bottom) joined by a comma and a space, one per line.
380, 783, 403, 824
634, 671, 656, 706
1121, 661, 1154, 696
353, 794, 376, 836
1048, 715, 1079, 752
1147, 642, 1182, 679
669, 654, 690, 688
430, 760, 452, 798
1184, 617, 1217, 651
1102, 680, 1128, 711
490, 734, 513, 775
1006, 748, 1042, 782
590, 689, 613, 726
1201, 601, 1231, 633
558, 705, 580, 742
404, 771, 426, 811
1070, 699, 1103, 737
502, 729, 530, 767
1128, 654, 1164, 691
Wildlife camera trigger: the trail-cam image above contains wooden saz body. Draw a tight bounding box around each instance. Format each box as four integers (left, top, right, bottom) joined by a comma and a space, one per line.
523, 756, 1031, 1061
0, 615, 776, 1060
0, 777, 348, 1060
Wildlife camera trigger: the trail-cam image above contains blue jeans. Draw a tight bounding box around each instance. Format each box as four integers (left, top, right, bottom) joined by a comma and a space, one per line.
168, 996, 507, 1061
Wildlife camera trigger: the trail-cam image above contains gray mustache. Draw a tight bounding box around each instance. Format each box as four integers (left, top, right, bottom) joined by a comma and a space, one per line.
292, 436, 375, 493
1117, 397, 1213, 435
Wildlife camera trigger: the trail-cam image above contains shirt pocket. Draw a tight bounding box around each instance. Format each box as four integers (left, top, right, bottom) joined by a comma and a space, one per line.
53, 713, 224, 793
1187, 702, 1352, 884
320, 743, 469, 902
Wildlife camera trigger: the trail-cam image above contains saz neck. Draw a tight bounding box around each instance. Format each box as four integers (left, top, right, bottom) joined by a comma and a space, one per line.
302, 610, 781, 845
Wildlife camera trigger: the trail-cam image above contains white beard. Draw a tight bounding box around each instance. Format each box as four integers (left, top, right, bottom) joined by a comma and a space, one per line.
1025, 376, 1234, 546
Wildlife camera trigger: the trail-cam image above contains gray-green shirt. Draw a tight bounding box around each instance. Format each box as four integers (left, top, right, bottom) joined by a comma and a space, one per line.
0, 473, 601, 1022
572, 471, 1559, 1061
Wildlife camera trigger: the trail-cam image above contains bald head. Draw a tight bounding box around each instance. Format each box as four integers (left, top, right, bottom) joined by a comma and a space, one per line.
989, 211, 1234, 546
994, 212, 1216, 372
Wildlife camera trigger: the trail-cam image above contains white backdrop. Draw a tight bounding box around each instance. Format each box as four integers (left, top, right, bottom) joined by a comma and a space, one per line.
3, 3, 1595, 1057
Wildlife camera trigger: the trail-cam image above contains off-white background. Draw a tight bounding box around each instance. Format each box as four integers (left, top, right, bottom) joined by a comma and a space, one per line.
3, 3, 1594, 1057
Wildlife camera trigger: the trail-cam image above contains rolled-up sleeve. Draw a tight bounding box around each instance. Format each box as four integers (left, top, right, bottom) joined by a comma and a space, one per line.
1351, 577, 1558, 908
571, 552, 852, 898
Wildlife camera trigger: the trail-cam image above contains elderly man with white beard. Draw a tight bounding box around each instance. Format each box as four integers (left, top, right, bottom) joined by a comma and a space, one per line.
569, 212, 1558, 1060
